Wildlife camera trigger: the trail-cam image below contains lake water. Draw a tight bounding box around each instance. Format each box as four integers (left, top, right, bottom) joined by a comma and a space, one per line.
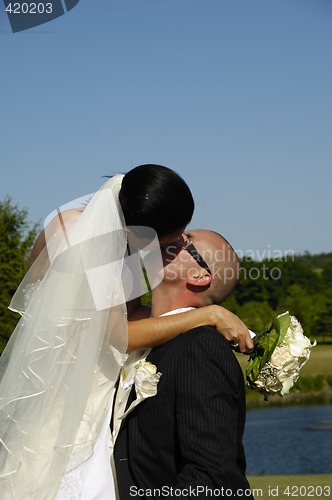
244, 404, 332, 475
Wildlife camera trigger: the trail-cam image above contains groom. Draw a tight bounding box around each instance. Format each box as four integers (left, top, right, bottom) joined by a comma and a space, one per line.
112, 230, 253, 499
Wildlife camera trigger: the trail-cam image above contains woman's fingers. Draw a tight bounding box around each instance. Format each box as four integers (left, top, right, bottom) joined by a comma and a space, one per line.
236, 333, 254, 354
227, 329, 254, 354
234, 328, 254, 354
212, 306, 254, 354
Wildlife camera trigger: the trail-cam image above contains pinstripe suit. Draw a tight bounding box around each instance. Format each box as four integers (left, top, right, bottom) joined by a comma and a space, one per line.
114, 326, 253, 499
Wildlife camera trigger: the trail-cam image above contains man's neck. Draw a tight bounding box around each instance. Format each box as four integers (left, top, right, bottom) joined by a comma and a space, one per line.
151, 285, 196, 317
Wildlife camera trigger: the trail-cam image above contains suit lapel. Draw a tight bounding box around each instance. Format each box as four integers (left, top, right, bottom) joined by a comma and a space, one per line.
112, 348, 155, 441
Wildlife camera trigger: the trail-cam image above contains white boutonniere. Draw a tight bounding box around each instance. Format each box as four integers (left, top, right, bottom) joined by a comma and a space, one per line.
134, 359, 162, 399
120, 359, 162, 419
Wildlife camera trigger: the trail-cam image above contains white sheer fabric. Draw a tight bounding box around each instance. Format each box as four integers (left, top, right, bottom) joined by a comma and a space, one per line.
56, 389, 116, 500
0, 176, 129, 499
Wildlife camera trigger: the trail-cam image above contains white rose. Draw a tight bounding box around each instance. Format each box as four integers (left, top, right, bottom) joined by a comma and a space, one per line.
280, 374, 298, 395
141, 361, 157, 376
285, 316, 312, 357
270, 344, 292, 368
134, 360, 161, 399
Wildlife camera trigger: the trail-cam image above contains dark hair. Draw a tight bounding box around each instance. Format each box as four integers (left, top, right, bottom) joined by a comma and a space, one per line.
119, 164, 194, 237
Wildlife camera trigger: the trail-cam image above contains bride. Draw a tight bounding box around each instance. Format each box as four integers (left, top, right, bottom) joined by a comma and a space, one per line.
0, 164, 253, 499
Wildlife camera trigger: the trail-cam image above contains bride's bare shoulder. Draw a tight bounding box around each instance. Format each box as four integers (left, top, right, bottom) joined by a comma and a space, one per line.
28, 208, 83, 268
57, 208, 84, 222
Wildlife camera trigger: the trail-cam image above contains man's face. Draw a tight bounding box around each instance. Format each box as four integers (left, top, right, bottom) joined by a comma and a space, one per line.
139, 228, 190, 290
161, 231, 205, 284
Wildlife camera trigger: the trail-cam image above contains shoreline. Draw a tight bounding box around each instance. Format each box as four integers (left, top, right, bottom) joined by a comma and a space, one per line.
245, 387, 332, 408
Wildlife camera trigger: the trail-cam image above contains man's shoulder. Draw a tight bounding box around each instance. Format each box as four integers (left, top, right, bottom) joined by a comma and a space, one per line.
148, 325, 243, 391
186, 326, 238, 359
181, 325, 230, 349
152, 325, 234, 362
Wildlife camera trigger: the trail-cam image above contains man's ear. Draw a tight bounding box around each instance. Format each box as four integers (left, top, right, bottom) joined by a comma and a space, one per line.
187, 271, 212, 288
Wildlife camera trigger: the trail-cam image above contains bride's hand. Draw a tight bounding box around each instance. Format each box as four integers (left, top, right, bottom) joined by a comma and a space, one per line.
208, 305, 254, 354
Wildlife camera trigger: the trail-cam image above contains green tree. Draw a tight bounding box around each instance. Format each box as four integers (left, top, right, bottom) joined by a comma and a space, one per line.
322, 262, 332, 285
235, 301, 276, 333
314, 292, 332, 340
0, 197, 38, 353
283, 284, 320, 337
234, 258, 270, 305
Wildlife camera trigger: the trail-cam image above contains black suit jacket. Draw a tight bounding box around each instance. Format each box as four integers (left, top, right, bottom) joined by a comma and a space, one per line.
114, 327, 253, 499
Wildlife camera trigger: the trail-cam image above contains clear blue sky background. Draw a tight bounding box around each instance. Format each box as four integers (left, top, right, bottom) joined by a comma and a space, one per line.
1, 0, 331, 258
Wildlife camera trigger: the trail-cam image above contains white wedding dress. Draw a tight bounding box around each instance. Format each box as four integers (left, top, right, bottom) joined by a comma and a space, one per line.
0, 175, 165, 499
56, 390, 116, 500
0, 177, 129, 499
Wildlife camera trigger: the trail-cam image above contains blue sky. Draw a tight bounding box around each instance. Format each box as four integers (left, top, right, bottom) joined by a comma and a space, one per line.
0, 0, 331, 257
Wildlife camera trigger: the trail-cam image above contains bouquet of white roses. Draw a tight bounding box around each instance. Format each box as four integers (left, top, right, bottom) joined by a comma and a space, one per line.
246, 312, 316, 400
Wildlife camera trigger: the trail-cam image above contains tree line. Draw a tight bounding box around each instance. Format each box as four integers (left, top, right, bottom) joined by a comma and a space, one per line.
223, 253, 332, 341
0, 197, 38, 352
0, 197, 331, 353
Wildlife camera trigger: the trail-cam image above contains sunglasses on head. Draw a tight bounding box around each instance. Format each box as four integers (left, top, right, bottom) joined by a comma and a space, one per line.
180, 233, 211, 275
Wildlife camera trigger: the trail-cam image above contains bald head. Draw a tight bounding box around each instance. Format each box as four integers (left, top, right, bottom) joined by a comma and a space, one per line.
151, 229, 240, 316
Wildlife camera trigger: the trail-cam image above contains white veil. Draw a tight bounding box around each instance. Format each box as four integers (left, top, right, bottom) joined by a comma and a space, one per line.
0, 175, 129, 499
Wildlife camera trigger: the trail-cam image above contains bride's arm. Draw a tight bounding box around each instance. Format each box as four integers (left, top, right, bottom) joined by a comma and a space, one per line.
28, 219, 253, 354
127, 305, 254, 354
